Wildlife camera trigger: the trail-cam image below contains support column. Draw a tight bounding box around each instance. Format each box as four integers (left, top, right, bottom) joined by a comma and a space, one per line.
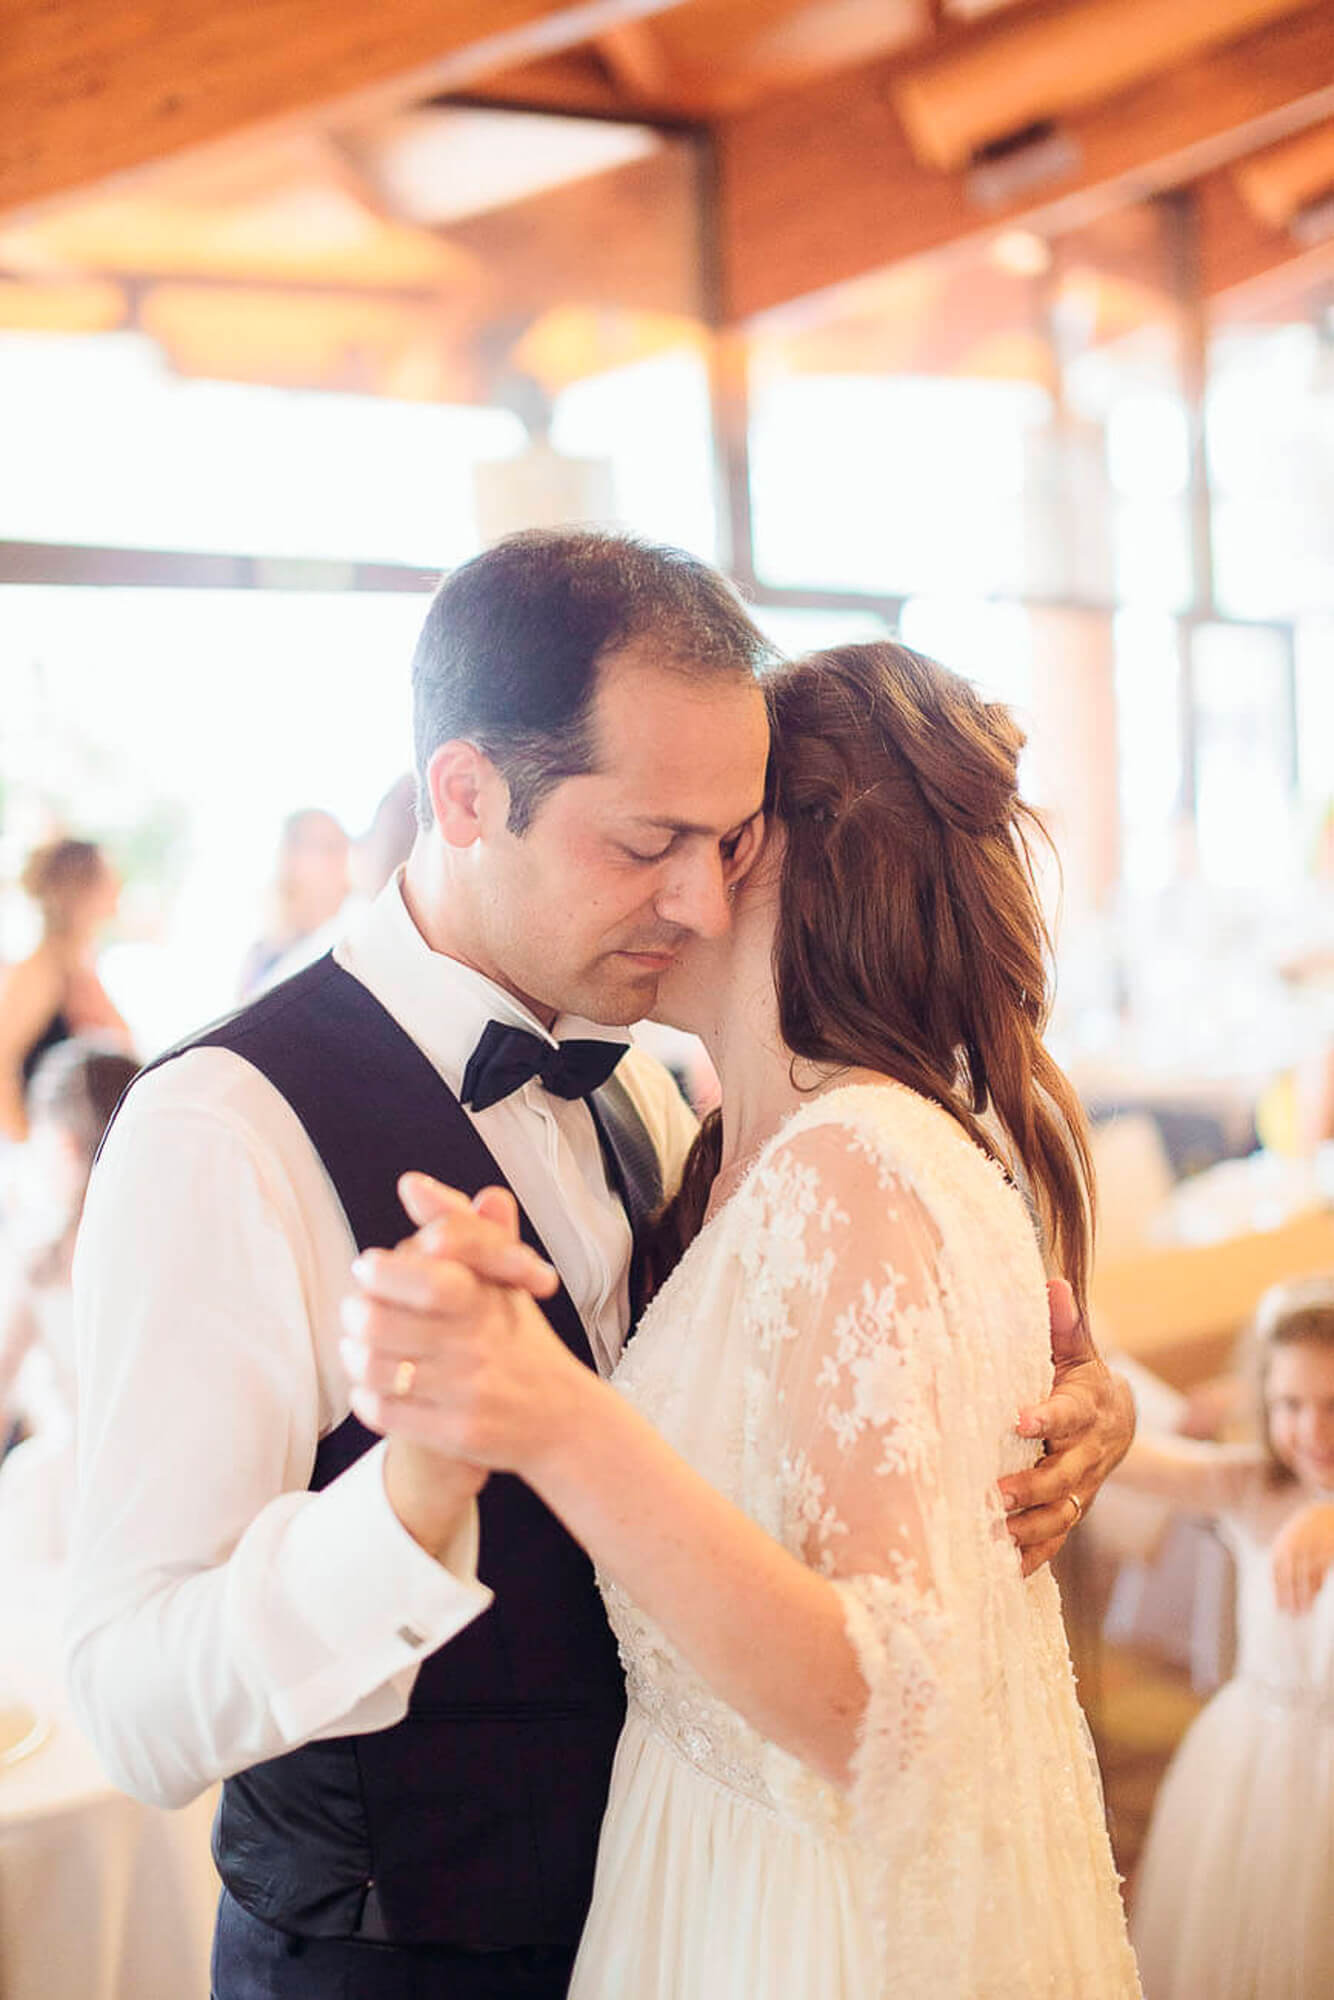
1160, 187, 1216, 819
694, 128, 756, 589
1026, 605, 1122, 923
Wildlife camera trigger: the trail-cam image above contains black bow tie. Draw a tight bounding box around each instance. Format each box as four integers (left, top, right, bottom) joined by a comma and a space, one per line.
460, 1019, 628, 1114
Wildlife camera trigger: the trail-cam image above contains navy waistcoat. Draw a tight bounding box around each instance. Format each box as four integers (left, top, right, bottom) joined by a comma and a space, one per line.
130, 954, 661, 1952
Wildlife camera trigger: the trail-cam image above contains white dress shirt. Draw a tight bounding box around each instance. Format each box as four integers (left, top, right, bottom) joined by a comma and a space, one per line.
67, 875, 698, 1810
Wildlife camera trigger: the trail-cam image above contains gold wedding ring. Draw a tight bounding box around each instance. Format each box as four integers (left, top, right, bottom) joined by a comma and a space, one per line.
1067, 1491, 1083, 1527
393, 1358, 417, 1399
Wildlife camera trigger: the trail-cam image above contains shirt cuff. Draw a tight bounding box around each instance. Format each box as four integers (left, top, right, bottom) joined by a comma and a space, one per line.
267, 1441, 493, 1742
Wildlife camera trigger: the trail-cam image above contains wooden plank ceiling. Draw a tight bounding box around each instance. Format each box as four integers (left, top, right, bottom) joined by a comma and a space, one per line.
1, 0, 1332, 400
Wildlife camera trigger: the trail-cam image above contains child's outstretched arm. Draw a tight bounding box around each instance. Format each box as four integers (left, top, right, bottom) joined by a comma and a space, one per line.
1114, 1430, 1264, 1514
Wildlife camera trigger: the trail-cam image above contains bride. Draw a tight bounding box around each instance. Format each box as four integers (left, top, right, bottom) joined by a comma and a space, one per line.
347, 642, 1141, 1996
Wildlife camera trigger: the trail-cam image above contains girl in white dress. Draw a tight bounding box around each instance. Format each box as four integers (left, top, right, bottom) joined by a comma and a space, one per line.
1115, 1276, 1334, 2000
350, 644, 1140, 1996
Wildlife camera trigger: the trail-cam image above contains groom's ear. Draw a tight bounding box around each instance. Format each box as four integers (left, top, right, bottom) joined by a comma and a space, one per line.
426, 740, 496, 848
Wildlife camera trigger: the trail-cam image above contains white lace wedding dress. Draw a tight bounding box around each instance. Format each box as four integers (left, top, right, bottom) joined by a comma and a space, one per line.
569, 1082, 1140, 1999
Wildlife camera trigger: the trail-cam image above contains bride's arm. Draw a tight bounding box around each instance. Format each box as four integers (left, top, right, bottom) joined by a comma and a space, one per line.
343, 1138, 950, 1791
522, 1375, 868, 1785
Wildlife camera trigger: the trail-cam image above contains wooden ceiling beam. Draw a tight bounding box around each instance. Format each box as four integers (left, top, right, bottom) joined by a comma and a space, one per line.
892, 0, 1320, 173
650, 0, 927, 115
461, 1, 929, 124
441, 144, 698, 321
1196, 163, 1334, 307
717, 0, 1334, 320
1231, 119, 1334, 227
0, 0, 693, 218
450, 51, 664, 120
595, 21, 678, 103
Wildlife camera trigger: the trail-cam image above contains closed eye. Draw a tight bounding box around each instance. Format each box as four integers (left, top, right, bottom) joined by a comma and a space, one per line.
621, 837, 678, 864
620, 811, 762, 868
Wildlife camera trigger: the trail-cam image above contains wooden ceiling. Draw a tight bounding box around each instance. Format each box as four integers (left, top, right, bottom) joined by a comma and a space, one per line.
3, 0, 1333, 401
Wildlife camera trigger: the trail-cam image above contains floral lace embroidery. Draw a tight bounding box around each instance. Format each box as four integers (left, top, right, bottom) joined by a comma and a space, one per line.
606, 1082, 1142, 1996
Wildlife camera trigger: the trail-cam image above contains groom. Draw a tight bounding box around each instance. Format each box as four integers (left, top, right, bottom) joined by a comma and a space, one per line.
70, 529, 1131, 2000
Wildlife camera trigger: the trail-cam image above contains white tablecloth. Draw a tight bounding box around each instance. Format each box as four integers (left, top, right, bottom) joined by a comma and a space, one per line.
0, 1562, 218, 2000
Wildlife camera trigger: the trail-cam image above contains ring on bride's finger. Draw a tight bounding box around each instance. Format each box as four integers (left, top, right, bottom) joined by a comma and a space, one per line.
393, 1358, 418, 1399
1066, 1491, 1083, 1528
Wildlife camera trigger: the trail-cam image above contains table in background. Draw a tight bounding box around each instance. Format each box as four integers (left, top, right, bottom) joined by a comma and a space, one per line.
0, 1561, 217, 2000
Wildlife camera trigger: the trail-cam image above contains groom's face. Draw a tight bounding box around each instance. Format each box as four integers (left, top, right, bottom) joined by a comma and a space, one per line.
473, 648, 770, 1026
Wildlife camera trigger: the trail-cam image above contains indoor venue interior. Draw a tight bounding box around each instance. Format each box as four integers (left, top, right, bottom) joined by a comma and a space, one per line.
3, 3, 1333, 1995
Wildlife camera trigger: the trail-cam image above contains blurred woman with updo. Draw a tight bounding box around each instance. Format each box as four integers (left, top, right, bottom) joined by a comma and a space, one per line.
0, 839, 131, 1141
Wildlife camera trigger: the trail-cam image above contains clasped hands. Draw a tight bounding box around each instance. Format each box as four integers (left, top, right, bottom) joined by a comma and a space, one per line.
340, 1173, 586, 1491
341, 1173, 1135, 1575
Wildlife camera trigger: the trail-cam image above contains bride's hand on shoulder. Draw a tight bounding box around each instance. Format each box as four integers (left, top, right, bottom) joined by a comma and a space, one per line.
340, 1173, 595, 1475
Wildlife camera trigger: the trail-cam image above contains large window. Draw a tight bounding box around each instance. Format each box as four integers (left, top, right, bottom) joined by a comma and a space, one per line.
0, 586, 426, 1052
0, 332, 524, 566
0, 111, 722, 1065
748, 253, 1057, 602
0, 112, 713, 571
1209, 321, 1334, 622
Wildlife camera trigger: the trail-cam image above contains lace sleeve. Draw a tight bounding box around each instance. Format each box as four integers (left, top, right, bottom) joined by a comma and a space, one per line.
731, 1105, 1140, 1995
737, 1118, 956, 1836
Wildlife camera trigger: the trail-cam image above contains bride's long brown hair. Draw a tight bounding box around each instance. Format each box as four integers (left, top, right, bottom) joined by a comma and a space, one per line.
653, 641, 1095, 1310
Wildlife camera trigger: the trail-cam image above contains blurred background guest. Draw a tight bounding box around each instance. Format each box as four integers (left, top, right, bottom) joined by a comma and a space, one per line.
237, 807, 350, 999
236, 785, 421, 1005
352, 774, 419, 905
0, 1039, 138, 1567
630, 1017, 719, 1118
0, 840, 130, 1142
1300, 1043, 1334, 1151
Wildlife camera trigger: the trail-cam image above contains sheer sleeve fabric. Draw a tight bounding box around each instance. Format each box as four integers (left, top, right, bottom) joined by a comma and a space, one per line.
731, 1105, 1141, 1994
734, 1123, 959, 1883
684, 1104, 1144, 1992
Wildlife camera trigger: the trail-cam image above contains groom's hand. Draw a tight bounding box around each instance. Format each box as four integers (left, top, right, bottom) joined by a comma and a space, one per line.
999, 1280, 1136, 1577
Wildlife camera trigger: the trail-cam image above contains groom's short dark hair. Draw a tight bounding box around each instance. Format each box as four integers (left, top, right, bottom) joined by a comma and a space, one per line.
411, 529, 774, 834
